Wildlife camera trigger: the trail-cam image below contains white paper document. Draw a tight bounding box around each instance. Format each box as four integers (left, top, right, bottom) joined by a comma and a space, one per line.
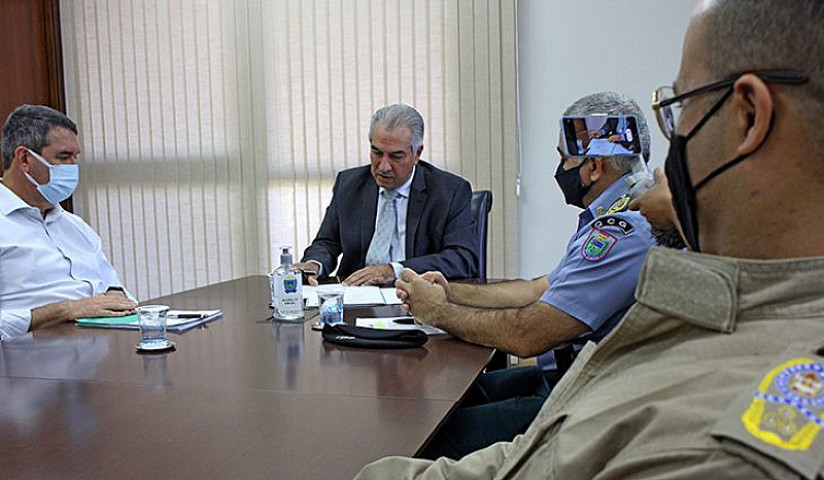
355, 316, 446, 336
303, 285, 402, 307
303, 286, 319, 307
379, 287, 402, 305
342, 285, 386, 305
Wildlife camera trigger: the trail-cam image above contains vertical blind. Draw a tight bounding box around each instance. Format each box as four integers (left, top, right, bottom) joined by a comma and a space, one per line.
60, 0, 518, 300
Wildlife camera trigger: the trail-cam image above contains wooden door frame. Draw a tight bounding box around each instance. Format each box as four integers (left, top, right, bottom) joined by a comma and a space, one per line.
0, 0, 69, 209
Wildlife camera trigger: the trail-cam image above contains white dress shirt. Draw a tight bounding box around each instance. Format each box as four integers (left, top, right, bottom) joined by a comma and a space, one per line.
377, 167, 414, 278
0, 183, 127, 339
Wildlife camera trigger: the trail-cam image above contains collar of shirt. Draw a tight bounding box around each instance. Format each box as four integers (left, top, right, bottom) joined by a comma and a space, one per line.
0, 182, 63, 221
0, 182, 31, 216
575, 173, 631, 231
378, 165, 415, 199
584, 172, 632, 220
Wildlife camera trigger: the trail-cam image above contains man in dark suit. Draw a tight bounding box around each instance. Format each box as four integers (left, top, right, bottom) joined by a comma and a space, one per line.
295, 103, 478, 286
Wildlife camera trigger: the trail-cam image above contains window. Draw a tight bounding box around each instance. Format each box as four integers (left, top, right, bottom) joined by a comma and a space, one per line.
61, 0, 518, 299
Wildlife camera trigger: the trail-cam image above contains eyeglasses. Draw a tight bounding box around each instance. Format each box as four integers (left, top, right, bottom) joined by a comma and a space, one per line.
652, 70, 808, 140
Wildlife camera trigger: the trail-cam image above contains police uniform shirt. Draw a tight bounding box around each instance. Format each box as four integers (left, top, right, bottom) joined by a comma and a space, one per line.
356, 248, 824, 479
538, 175, 654, 372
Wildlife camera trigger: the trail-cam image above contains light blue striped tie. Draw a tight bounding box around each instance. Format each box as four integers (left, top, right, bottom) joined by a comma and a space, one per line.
365, 190, 398, 266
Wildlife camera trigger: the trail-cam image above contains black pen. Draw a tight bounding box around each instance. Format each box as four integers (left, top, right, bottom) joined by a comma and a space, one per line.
169, 313, 205, 319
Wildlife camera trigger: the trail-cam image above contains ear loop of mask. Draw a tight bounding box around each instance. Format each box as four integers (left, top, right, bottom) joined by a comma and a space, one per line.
685, 87, 735, 141
693, 107, 776, 192
676, 84, 776, 252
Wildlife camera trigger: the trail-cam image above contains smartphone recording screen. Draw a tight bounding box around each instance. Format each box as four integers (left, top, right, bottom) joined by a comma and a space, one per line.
561, 115, 642, 157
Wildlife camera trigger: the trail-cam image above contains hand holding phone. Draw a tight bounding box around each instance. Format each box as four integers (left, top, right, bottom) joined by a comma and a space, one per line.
625, 157, 655, 200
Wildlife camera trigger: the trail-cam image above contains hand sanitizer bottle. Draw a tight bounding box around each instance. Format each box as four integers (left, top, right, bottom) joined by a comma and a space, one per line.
270, 246, 304, 321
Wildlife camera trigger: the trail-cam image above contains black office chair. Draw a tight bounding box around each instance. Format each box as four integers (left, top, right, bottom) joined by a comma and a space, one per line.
471, 190, 507, 371
470, 190, 493, 281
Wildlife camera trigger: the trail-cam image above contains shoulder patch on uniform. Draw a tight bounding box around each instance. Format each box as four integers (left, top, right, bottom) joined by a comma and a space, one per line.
581, 228, 617, 262
743, 358, 824, 451
711, 355, 824, 480
606, 194, 631, 214
592, 215, 634, 235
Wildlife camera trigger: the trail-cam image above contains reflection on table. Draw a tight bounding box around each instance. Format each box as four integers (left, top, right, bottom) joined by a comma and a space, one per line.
0, 275, 493, 479
0, 334, 109, 438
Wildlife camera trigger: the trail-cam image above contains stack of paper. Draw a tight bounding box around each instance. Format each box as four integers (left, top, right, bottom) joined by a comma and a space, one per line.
355, 316, 446, 336
303, 285, 402, 307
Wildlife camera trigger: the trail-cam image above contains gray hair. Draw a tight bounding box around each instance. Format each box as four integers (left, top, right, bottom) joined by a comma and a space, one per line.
369, 103, 425, 154
2, 105, 77, 171
699, 0, 824, 134
563, 91, 651, 175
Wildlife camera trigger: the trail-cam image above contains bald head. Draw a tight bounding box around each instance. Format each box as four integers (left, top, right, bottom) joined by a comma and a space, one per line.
665, 0, 824, 258
696, 0, 824, 133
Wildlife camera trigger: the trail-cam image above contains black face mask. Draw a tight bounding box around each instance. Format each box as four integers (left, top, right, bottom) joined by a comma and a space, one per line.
554, 159, 591, 209
664, 88, 773, 252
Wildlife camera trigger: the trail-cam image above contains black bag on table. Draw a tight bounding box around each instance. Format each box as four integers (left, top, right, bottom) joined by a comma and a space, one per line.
321, 323, 428, 349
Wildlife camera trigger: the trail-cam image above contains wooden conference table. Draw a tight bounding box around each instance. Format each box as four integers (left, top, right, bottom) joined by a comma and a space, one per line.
0, 276, 494, 479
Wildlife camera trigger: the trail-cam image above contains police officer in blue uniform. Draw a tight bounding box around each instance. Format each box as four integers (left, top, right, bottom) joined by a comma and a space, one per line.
394, 92, 657, 460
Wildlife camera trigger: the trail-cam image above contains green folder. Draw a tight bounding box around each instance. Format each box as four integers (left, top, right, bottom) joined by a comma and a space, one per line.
76, 310, 223, 332
76, 314, 140, 329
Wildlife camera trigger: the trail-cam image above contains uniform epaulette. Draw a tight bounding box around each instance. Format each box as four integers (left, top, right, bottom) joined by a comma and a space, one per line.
592, 215, 634, 235
605, 194, 631, 214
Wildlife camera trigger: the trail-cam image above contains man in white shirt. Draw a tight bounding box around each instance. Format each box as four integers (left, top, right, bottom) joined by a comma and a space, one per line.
0, 105, 135, 340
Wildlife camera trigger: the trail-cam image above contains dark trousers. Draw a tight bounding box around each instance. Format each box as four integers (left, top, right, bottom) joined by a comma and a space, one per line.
419, 365, 553, 460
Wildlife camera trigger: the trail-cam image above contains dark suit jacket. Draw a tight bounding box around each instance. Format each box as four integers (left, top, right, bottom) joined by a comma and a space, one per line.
301, 161, 478, 280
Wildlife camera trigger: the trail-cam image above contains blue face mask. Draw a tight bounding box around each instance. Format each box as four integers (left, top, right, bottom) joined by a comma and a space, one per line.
24, 148, 79, 205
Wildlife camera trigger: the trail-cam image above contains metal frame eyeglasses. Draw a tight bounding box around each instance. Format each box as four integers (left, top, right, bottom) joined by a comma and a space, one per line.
652, 70, 808, 140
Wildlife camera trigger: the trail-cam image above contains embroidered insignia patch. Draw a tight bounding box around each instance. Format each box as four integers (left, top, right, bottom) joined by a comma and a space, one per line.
592, 215, 635, 235
606, 194, 631, 214
741, 357, 824, 450
581, 228, 617, 261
